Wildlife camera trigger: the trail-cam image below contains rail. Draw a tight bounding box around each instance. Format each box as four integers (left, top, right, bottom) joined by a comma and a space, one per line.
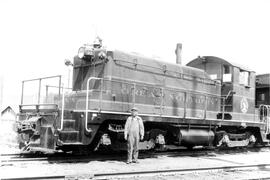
3, 163, 270, 180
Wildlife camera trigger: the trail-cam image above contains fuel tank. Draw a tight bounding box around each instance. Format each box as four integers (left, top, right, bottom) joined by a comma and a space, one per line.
178, 129, 214, 146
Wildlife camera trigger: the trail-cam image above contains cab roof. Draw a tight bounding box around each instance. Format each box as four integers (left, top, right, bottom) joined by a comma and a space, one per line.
187, 56, 254, 72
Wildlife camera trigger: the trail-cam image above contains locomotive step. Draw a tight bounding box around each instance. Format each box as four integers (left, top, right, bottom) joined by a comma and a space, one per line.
59, 130, 80, 142
63, 119, 77, 131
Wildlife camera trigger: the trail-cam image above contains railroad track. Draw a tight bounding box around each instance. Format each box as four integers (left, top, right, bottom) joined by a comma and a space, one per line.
1, 146, 270, 165
2, 163, 270, 180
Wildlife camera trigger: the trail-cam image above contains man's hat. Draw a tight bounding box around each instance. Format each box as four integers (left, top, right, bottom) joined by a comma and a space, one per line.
130, 107, 139, 112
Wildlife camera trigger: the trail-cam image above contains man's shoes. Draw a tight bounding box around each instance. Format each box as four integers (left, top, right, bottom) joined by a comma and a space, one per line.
126, 161, 132, 164
132, 160, 139, 163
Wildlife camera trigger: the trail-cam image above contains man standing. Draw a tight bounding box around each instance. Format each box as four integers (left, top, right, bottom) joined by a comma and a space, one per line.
124, 107, 144, 164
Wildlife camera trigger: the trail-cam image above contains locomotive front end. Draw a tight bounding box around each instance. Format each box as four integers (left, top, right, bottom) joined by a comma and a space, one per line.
16, 37, 110, 153
17, 76, 62, 153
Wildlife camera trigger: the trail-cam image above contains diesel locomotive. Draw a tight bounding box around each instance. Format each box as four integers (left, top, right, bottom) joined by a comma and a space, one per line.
17, 38, 270, 153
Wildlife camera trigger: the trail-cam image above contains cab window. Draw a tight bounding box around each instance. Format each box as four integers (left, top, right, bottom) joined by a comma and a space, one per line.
223, 65, 232, 83
259, 93, 265, 101
239, 69, 250, 86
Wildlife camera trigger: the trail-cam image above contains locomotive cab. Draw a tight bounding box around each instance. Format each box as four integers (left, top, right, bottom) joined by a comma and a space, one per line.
256, 74, 270, 135
187, 56, 256, 122
256, 74, 270, 106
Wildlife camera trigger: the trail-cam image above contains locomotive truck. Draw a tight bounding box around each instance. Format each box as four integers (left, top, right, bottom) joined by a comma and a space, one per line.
17, 38, 270, 153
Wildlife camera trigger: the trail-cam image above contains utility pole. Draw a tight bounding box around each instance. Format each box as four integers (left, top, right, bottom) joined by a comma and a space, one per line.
68, 68, 71, 89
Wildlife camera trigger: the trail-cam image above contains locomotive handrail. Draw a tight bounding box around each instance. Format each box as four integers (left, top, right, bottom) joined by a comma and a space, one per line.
266, 106, 270, 134
58, 87, 65, 131
19, 104, 58, 113
21, 75, 62, 105
225, 90, 235, 100
86, 77, 102, 132
183, 92, 187, 118
221, 97, 226, 121
204, 95, 207, 120
259, 104, 270, 133
161, 87, 164, 115
259, 104, 267, 122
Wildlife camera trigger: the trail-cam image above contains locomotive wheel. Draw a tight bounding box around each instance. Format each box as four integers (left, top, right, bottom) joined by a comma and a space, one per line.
71, 146, 92, 155
246, 132, 257, 148
186, 145, 194, 150
154, 144, 167, 151
214, 131, 228, 147
88, 131, 104, 151
88, 130, 113, 152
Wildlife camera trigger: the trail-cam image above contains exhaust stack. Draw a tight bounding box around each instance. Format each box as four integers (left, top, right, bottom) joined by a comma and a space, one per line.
175, 43, 182, 65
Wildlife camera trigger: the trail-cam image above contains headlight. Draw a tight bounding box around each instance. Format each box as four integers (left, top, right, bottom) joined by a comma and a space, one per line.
98, 51, 106, 60
78, 47, 85, 58
78, 45, 94, 59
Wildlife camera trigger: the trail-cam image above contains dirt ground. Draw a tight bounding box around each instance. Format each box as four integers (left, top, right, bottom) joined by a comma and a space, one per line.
113, 169, 270, 180
0, 119, 19, 155
1, 148, 270, 179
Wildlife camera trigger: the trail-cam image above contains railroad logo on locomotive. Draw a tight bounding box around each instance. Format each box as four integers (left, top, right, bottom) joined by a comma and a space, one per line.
240, 97, 249, 113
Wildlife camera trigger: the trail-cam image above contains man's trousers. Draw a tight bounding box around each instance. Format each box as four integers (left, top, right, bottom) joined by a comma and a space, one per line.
127, 133, 139, 162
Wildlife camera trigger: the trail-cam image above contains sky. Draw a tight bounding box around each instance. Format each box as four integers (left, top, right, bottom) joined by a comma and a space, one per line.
0, 0, 270, 112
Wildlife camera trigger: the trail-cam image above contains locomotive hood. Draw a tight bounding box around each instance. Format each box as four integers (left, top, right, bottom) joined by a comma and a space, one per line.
112, 50, 212, 81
